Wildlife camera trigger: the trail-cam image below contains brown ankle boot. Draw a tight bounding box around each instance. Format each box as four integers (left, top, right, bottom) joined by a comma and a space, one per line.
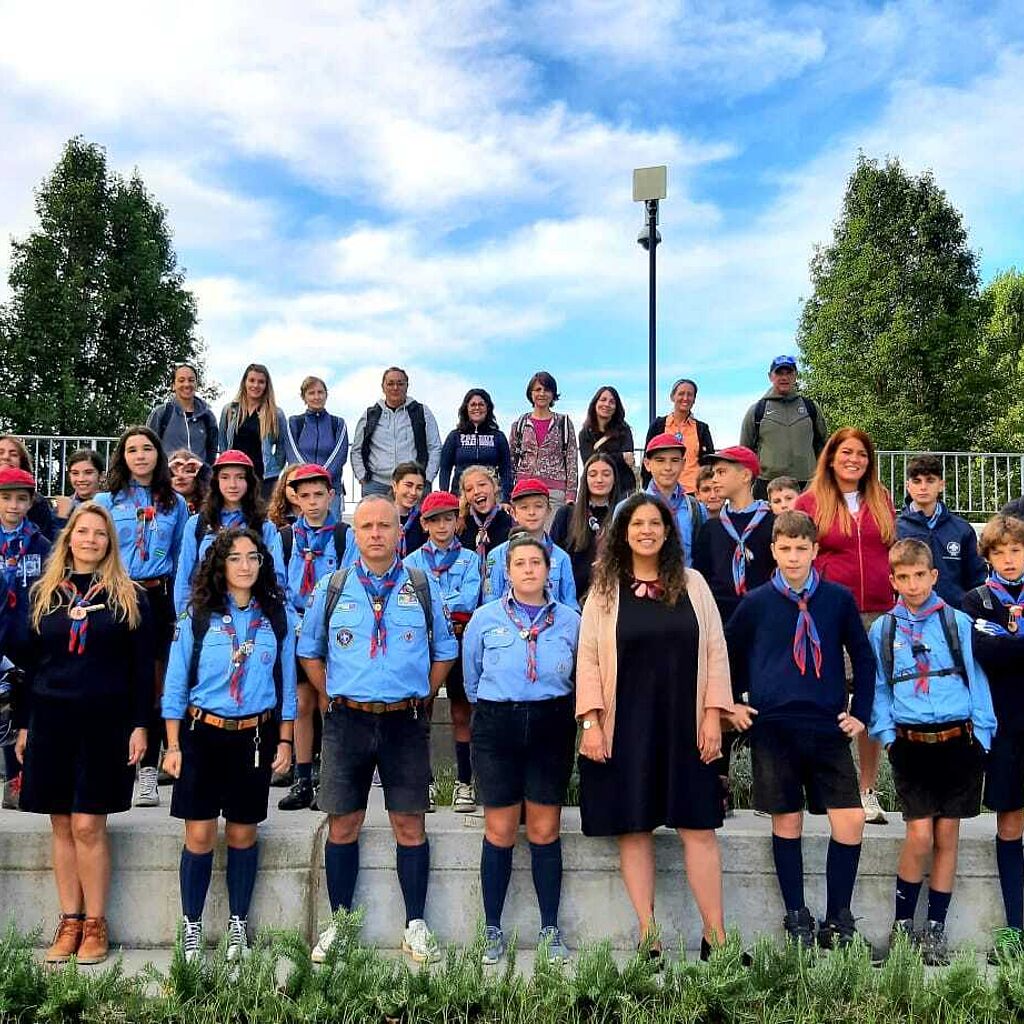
46, 915, 84, 963
77, 917, 109, 965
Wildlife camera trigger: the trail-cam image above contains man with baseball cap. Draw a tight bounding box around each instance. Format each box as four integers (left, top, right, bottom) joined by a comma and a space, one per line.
739, 355, 828, 498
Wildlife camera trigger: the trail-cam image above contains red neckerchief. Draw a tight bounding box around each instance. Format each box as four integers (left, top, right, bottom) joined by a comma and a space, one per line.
220, 601, 265, 705
59, 577, 105, 654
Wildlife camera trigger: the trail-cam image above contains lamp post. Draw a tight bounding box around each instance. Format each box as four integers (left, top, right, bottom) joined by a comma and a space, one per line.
633, 166, 667, 425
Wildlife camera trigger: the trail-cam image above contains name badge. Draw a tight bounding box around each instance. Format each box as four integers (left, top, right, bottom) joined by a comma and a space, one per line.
396, 593, 418, 608
338, 600, 356, 611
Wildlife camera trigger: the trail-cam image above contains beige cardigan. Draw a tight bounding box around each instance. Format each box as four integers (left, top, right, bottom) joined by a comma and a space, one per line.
575, 570, 735, 756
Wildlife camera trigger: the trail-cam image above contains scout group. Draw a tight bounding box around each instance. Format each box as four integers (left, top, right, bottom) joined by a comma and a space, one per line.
1, 358, 1023, 976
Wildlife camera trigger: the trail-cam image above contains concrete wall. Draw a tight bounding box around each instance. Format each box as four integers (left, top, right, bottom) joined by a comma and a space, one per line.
0, 802, 1006, 953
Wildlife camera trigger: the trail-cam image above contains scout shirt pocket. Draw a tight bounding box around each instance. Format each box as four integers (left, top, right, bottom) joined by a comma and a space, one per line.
482, 627, 515, 670
539, 632, 575, 680
392, 583, 428, 646
328, 597, 365, 655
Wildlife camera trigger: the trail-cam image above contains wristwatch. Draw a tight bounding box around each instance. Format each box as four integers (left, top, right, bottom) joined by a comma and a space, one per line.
582, 719, 596, 730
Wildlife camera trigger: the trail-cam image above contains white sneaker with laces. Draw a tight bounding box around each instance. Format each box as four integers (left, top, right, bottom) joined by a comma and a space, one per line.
135, 766, 160, 807
861, 789, 887, 825
402, 918, 441, 963
311, 923, 337, 963
226, 915, 249, 961
452, 782, 476, 812
181, 917, 204, 964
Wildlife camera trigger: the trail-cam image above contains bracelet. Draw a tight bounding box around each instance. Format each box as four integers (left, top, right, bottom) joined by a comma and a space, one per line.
279, 738, 294, 746
165, 745, 181, 754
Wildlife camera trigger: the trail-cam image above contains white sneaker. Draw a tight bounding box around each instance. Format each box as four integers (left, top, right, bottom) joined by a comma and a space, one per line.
402, 918, 441, 963
427, 782, 437, 813
311, 923, 337, 964
181, 917, 204, 964
452, 782, 477, 813
372, 768, 383, 787
861, 789, 887, 825
135, 766, 160, 807
226, 915, 249, 962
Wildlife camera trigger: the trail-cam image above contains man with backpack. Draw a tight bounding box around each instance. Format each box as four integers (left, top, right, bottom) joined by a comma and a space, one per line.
739, 355, 828, 499
297, 493, 457, 965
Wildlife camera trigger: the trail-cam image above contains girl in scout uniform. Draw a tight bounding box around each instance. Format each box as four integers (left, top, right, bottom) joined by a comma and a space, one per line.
457, 465, 514, 595
463, 531, 580, 965
162, 527, 296, 963
172, 450, 284, 615
96, 426, 188, 808
404, 491, 481, 812
15, 502, 152, 966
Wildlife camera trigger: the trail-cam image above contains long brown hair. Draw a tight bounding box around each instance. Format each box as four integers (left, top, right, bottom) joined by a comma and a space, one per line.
266, 463, 301, 528
806, 427, 894, 544
228, 363, 280, 440
30, 503, 141, 630
590, 493, 687, 605
567, 453, 620, 553
105, 426, 179, 513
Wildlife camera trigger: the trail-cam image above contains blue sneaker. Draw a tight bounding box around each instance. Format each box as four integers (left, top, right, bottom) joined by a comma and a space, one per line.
538, 925, 570, 964
482, 925, 506, 965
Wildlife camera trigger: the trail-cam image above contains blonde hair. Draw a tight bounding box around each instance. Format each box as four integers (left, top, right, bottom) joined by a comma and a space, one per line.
229, 363, 280, 440
267, 463, 302, 528
805, 427, 895, 545
980, 515, 1024, 559
30, 503, 141, 631
457, 465, 500, 531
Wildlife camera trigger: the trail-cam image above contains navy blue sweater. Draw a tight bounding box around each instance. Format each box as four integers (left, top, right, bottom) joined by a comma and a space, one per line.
725, 577, 874, 732
962, 582, 1024, 730
692, 507, 775, 623
896, 504, 986, 609
439, 428, 513, 503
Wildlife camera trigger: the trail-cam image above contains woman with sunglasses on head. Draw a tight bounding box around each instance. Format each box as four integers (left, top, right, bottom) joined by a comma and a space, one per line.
162, 528, 296, 963
96, 426, 188, 808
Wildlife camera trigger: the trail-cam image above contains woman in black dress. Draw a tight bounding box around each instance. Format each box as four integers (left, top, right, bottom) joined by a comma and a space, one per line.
576, 493, 734, 958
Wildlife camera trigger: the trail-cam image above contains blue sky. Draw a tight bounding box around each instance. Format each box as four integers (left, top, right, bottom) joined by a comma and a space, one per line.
1, 1, 1023, 446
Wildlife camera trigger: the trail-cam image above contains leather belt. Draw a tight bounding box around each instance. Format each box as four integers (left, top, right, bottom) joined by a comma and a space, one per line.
329, 697, 423, 716
187, 705, 273, 731
139, 575, 171, 592
895, 721, 973, 744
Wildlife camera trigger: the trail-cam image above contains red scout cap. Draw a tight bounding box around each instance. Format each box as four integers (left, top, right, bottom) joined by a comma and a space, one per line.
510, 478, 550, 501
212, 450, 254, 471
420, 491, 460, 520
0, 467, 36, 492
644, 432, 686, 456
700, 445, 761, 478
287, 463, 332, 489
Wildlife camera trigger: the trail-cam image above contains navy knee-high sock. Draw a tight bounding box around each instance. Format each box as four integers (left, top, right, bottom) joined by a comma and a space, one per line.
825, 839, 862, 920
179, 848, 214, 922
226, 844, 259, 919
927, 888, 952, 925
481, 838, 514, 928
325, 840, 360, 912
894, 876, 922, 922
997, 836, 1024, 931
455, 741, 473, 785
397, 840, 430, 925
530, 839, 563, 930
771, 835, 804, 912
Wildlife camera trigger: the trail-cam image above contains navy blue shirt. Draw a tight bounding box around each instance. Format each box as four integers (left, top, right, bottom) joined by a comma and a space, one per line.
439, 428, 514, 502
0, 523, 51, 664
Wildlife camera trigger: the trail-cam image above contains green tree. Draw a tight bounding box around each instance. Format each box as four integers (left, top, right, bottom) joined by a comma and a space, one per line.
978, 268, 1024, 449
0, 137, 206, 436
797, 154, 992, 451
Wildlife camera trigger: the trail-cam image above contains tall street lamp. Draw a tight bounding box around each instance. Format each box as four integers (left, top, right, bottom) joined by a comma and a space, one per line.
633, 165, 667, 425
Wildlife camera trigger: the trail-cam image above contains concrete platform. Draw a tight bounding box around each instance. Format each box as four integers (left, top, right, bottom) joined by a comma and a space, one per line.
0, 795, 1010, 954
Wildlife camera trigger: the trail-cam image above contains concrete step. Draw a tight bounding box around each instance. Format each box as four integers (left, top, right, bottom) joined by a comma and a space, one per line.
0, 799, 1008, 954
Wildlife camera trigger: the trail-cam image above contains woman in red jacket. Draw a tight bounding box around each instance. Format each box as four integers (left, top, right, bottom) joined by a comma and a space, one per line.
794, 427, 895, 824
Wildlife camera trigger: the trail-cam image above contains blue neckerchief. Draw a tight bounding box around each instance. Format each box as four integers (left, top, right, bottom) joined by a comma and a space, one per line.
770, 567, 822, 677
718, 499, 770, 596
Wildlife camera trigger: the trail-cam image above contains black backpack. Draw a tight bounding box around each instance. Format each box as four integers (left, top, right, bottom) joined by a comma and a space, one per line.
322, 566, 433, 646
281, 522, 350, 566
187, 604, 290, 718
361, 401, 428, 478
877, 605, 967, 688
752, 396, 825, 454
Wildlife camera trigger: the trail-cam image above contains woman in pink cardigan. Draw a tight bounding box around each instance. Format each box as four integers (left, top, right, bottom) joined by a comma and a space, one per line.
576, 493, 735, 961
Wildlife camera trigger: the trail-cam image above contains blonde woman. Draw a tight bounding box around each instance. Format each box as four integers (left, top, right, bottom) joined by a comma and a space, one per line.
218, 364, 300, 498
14, 502, 154, 966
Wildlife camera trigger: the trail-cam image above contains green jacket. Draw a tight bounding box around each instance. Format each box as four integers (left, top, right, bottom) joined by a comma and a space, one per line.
738, 387, 827, 483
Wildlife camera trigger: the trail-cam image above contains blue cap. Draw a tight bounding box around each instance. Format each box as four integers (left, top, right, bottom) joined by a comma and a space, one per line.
770, 354, 798, 372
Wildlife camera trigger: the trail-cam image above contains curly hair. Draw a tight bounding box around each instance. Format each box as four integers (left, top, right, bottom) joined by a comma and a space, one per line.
189, 527, 284, 617
589, 493, 687, 605
199, 462, 268, 535
266, 464, 302, 528
105, 426, 178, 513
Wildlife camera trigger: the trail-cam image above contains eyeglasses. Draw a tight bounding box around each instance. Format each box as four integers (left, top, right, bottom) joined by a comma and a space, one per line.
226, 553, 264, 566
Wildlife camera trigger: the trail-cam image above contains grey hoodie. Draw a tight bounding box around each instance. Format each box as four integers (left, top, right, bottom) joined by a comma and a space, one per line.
147, 396, 219, 465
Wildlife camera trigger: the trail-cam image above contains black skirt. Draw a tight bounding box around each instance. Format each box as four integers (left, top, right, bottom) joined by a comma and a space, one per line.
579, 586, 723, 835
20, 696, 136, 816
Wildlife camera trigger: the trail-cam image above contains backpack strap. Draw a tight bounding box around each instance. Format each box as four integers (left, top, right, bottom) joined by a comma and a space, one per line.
407, 400, 429, 472
324, 567, 351, 632
158, 402, 174, 438
194, 515, 209, 545
880, 613, 897, 686
187, 609, 213, 691
967, 584, 994, 611
884, 607, 969, 688
751, 398, 768, 450
939, 604, 968, 686
267, 604, 288, 718
333, 521, 350, 563
281, 525, 293, 566
360, 404, 384, 478
405, 566, 434, 648
751, 396, 824, 453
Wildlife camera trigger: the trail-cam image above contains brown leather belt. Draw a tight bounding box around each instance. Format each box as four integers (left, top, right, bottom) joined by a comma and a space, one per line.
187, 705, 273, 731
139, 575, 171, 592
895, 721, 973, 744
329, 697, 423, 715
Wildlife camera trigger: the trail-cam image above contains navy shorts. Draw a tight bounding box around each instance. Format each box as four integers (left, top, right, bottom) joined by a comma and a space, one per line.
985, 724, 1024, 812
471, 696, 576, 808
317, 703, 431, 815
888, 728, 983, 820
170, 714, 277, 824
750, 719, 861, 815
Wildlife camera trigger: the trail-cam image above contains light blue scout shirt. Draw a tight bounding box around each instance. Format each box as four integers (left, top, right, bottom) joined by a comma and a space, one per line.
162, 596, 298, 721
173, 512, 286, 614
96, 485, 188, 579
296, 560, 458, 703
868, 601, 997, 750
284, 516, 358, 615
462, 596, 580, 703
482, 538, 578, 610
611, 484, 706, 568
403, 540, 481, 616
